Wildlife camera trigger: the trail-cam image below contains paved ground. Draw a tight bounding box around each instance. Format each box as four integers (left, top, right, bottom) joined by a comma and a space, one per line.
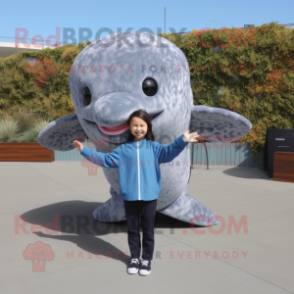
0, 161, 293, 294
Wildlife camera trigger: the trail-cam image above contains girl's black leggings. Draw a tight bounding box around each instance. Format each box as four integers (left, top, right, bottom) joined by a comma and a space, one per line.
123, 199, 157, 261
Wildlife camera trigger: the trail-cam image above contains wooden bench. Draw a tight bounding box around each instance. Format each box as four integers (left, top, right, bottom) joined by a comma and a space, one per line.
0, 143, 54, 162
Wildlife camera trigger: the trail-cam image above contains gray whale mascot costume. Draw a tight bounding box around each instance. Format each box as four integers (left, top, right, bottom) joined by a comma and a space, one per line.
37, 31, 252, 227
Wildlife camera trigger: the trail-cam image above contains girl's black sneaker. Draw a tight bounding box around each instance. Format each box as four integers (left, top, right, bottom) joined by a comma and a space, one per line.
139, 260, 151, 276
127, 258, 140, 274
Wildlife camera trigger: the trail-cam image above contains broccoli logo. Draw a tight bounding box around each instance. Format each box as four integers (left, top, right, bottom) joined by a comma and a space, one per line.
23, 241, 55, 272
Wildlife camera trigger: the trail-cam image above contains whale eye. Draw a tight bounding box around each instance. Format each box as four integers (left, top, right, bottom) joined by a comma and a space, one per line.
142, 77, 158, 96
83, 87, 91, 105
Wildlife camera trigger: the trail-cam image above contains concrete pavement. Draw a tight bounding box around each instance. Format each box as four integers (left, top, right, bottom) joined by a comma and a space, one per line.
0, 161, 293, 294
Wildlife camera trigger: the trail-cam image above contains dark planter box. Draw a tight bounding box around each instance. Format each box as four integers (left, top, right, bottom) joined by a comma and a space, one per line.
0, 143, 54, 162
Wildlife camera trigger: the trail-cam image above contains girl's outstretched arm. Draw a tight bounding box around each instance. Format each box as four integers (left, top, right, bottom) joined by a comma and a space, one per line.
73, 140, 120, 168
153, 130, 199, 164
153, 135, 188, 164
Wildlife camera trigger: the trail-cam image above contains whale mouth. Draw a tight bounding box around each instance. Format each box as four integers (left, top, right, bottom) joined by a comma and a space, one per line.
97, 113, 160, 136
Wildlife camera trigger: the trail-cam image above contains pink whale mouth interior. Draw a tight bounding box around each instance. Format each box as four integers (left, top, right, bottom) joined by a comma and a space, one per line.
98, 115, 155, 135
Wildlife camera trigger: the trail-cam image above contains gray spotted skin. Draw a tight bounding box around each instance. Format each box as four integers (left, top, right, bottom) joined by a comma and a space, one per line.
68, 31, 192, 153
158, 186, 219, 226
37, 31, 252, 227
93, 186, 126, 222
189, 105, 252, 142
38, 114, 88, 151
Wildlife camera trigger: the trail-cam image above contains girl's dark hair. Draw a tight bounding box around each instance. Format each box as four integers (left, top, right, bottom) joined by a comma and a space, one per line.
126, 109, 155, 142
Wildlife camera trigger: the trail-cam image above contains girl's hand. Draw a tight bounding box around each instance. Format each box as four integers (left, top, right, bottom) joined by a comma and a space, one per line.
73, 140, 84, 152
182, 130, 200, 143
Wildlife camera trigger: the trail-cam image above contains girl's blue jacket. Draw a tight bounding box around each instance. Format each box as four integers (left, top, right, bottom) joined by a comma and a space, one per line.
80, 135, 188, 201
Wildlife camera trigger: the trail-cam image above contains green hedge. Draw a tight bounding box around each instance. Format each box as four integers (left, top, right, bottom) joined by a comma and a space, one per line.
159, 22, 294, 163
0, 22, 293, 165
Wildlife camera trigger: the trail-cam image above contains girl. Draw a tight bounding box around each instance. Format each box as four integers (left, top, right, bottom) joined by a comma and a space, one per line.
73, 109, 199, 276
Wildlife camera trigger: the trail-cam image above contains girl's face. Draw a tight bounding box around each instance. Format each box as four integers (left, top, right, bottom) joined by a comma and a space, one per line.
129, 117, 148, 141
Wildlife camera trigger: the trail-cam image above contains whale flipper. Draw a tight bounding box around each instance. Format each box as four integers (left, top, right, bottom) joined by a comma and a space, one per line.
157, 186, 219, 226
92, 187, 126, 222
37, 114, 88, 151
189, 105, 252, 142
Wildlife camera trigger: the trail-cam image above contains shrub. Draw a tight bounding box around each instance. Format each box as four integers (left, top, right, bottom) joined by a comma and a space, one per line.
0, 114, 19, 142
0, 111, 50, 142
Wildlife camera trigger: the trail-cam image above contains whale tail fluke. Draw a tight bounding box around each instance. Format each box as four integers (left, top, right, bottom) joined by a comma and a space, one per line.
92, 187, 126, 222
93, 186, 219, 226
157, 186, 219, 227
